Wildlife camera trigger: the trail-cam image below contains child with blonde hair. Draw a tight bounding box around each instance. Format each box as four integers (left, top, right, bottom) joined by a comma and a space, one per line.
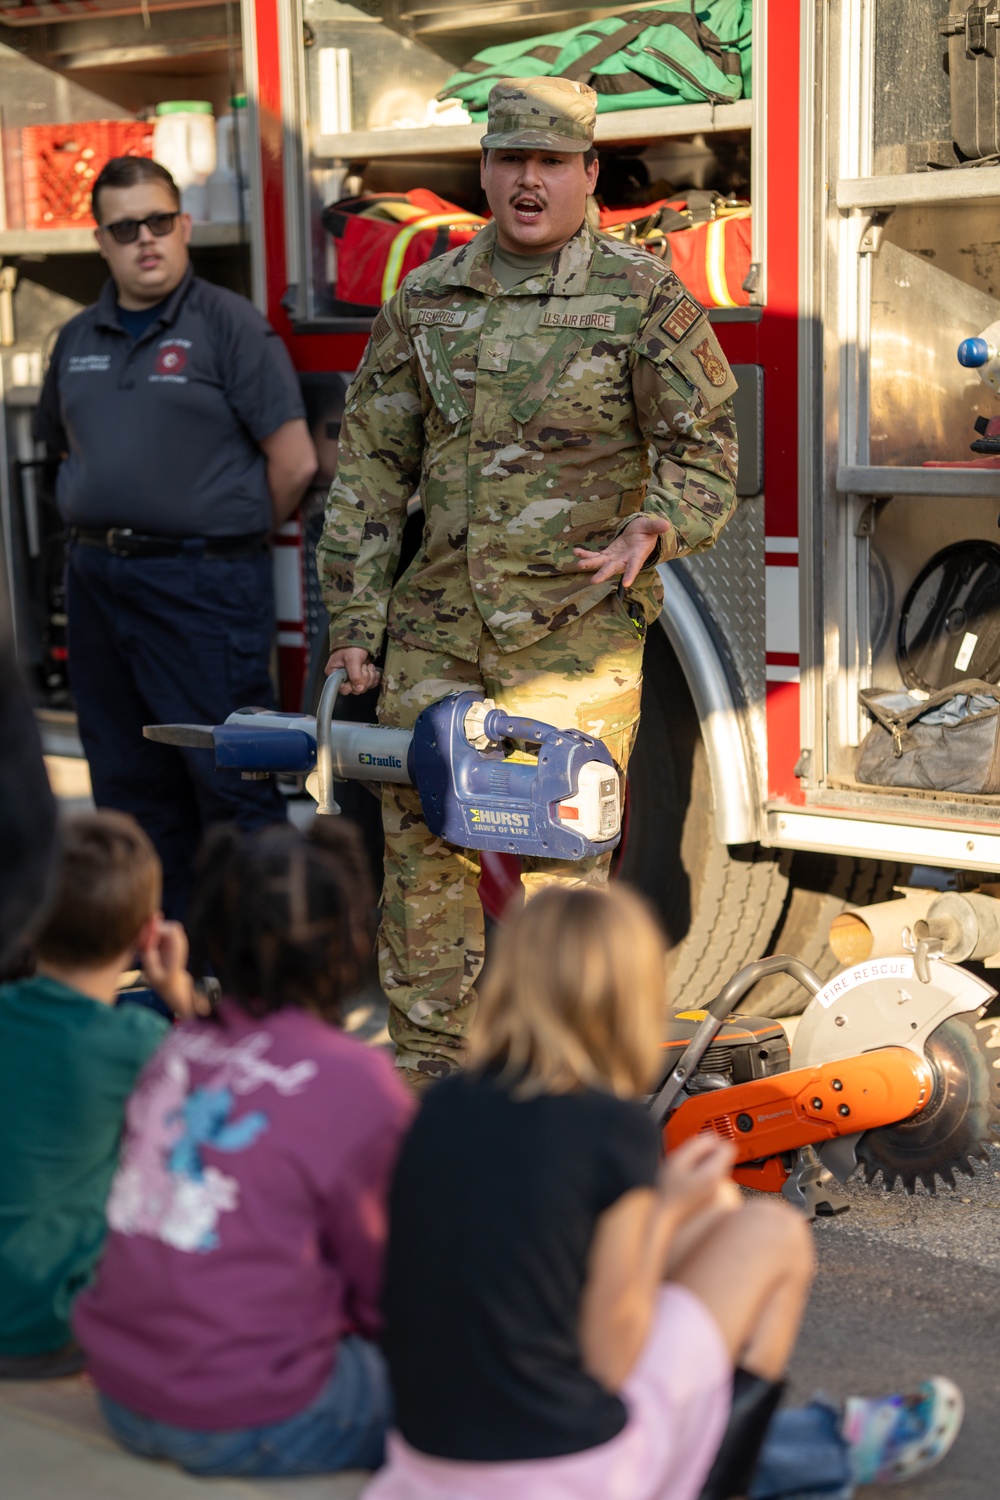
369, 883, 963, 1500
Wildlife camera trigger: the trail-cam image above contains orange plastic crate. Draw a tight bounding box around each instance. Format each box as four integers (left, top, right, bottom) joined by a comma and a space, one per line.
21, 120, 154, 230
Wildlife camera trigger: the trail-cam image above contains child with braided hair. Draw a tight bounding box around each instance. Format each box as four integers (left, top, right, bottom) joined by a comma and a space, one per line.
75, 819, 413, 1477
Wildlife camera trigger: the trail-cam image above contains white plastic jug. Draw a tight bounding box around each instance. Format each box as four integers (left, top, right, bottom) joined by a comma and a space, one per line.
206, 155, 239, 223
153, 102, 217, 222
216, 97, 249, 182
207, 97, 249, 223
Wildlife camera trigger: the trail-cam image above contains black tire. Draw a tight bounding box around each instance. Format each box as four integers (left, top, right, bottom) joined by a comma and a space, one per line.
616, 630, 791, 1010
740, 852, 907, 1017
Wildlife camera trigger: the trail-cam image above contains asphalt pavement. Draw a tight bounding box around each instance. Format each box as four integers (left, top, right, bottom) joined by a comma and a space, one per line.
786, 1147, 1000, 1499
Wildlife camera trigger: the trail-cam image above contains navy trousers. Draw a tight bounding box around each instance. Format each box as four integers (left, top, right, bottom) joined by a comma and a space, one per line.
67, 542, 286, 919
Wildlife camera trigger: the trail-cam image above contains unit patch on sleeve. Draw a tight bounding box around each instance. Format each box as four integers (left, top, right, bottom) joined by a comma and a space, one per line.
661, 294, 703, 342
690, 337, 730, 387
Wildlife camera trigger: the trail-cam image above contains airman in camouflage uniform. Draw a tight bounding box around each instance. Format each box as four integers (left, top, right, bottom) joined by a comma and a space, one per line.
319, 76, 738, 1081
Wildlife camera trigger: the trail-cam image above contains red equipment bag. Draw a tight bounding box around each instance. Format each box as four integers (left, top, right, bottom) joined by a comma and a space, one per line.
321, 189, 486, 316
599, 198, 752, 308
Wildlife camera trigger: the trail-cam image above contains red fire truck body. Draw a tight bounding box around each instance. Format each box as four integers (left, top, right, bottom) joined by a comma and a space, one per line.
250, 0, 805, 809
4, 0, 1000, 1007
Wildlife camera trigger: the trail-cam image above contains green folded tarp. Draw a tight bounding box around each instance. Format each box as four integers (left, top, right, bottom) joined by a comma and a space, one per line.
439, 2, 752, 117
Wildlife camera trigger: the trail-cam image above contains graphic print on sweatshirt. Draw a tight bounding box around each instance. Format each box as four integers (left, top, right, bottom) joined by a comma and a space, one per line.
107, 1030, 317, 1253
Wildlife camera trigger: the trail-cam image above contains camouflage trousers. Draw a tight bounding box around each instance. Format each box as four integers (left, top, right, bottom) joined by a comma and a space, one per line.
376, 596, 644, 1077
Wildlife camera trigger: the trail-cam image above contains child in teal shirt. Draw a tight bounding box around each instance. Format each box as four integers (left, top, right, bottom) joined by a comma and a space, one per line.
0, 810, 195, 1377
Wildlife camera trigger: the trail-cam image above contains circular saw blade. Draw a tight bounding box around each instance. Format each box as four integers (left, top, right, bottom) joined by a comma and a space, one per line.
856, 1013, 1000, 1194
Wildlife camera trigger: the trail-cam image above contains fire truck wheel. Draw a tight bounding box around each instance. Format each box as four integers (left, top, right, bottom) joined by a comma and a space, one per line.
615, 631, 792, 1013
738, 853, 907, 1017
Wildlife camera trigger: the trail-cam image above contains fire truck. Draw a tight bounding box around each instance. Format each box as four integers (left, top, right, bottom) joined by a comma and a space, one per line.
2, 0, 999, 1014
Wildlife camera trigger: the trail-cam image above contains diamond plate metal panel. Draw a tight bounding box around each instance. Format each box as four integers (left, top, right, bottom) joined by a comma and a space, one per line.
675, 494, 768, 796
679, 495, 766, 700
302, 501, 328, 653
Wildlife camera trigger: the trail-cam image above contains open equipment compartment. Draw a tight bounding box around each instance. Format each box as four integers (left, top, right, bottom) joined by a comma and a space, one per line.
0, 2, 253, 708
818, 0, 1000, 808
279, 0, 756, 330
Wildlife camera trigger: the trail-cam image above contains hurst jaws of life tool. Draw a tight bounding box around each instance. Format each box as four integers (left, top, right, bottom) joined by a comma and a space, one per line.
144, 669, 622, 859
652, 941, 1000, 1219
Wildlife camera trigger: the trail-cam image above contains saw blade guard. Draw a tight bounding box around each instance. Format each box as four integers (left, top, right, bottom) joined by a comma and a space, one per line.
790, 953, 996, 1070
793, 952, 1000, 1194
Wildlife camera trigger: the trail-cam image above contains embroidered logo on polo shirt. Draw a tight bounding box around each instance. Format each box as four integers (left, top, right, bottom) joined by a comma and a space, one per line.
155, 347, 186, 376
67, 355, 111, 374
150, 338, 192, 384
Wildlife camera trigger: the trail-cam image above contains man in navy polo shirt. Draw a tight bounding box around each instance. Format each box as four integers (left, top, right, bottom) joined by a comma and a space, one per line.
35, 156, 317, 917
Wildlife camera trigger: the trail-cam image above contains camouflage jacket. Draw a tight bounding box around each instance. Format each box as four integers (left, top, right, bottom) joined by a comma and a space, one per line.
319, 219, 737, 662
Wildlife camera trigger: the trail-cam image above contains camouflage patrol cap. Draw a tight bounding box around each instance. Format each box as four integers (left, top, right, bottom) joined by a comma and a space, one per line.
481, 77, 597, 153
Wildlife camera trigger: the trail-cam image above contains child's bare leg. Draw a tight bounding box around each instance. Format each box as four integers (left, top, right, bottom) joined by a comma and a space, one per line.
663, 1179, 741, 1275
670, 1199, 815, 1378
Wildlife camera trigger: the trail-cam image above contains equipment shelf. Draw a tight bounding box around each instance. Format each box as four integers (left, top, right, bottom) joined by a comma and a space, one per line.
836, 168, 1000, 211
312, 100, 753, 161
0, 223, 247, 255
836, 465, 1000, 498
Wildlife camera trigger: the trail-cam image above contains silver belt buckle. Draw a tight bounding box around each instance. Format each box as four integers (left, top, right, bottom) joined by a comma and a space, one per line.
106, 527, 133, 555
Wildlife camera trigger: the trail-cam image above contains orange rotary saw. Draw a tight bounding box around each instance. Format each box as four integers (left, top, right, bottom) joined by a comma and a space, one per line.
649, 947, 1000, 1216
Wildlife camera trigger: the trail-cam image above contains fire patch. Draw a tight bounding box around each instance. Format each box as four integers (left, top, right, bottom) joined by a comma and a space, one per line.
661, 295, 702, 341
691, 337, 729, 387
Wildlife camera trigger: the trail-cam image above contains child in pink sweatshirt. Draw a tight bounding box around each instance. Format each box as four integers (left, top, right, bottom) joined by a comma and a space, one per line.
75, 820, 413, 1477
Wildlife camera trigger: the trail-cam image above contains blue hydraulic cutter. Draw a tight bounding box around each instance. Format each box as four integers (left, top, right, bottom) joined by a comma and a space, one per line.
144, 669, 622, 860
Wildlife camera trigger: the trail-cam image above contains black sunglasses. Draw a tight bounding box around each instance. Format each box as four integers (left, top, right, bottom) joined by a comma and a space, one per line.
101, 211, 180, 245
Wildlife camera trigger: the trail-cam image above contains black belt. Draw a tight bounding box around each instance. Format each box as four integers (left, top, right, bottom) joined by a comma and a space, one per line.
71, 528, 269, 559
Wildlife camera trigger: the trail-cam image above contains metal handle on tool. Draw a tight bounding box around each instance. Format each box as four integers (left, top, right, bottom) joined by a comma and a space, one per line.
315, 669, 345, 815
648, 954, 822, 1126
705, 954, 821, 1020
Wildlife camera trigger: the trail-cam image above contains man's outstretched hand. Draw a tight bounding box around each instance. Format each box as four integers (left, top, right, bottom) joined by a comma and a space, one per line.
325, 646, 382, 696
574, 515, 674, 589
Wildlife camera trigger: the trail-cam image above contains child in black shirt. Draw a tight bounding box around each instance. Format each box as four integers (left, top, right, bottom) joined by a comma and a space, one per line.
369, 884, 964, 1500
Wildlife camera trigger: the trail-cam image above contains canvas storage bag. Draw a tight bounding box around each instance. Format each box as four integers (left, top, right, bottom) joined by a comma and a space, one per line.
321, 190, 485, 316
439, 1, 752, 117
939, 0, 1000, 161
599, 197, 752, 307
856, 681, 1000, 794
